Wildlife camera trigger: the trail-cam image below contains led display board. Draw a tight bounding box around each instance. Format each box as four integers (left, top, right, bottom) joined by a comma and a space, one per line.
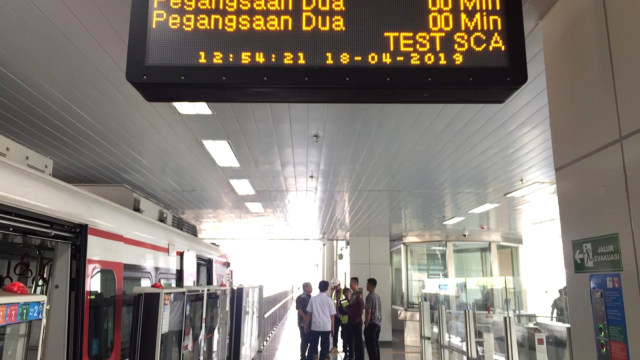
126, 0, 527, 103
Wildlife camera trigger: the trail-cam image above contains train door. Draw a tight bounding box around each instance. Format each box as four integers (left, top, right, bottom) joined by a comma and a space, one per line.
0, 205, 86, 360
121, 269, 152, 360
85, 260, 122, 360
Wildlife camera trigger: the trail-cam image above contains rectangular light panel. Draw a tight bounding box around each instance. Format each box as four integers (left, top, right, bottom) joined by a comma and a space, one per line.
229, 179, 255, 196
172, 102, 212, 115
443, 217, 466, 225
202, 140, 240, 167
245, 202, 264, 213
469, 203, 500, 214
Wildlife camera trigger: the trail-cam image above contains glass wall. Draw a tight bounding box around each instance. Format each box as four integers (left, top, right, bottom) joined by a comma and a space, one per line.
397, 241, 524, 312
396, 239, 572, 359
406, 243, 447, 309
452, 242, 492, 278
391, 248, 403, 307
497, 244, 520, 277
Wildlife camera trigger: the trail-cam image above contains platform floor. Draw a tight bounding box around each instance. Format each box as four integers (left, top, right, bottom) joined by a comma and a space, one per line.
257, 308, 421, 360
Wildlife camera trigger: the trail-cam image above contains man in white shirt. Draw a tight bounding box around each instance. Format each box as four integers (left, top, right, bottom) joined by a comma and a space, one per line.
304, 280, 336, 360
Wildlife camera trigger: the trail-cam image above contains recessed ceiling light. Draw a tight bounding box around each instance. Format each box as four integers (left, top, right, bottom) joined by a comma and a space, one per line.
172, 102, 212, 115
202, 140, 240, 167
505, 182, 554, 198
245, 202, 264, 213
469, 203, 500, 214
443, 217, 465, 225
229, 179, 255, 195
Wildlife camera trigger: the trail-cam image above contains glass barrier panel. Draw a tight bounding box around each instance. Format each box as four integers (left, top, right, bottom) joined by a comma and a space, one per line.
204, 292, 220, 360
160, 292, 185, 360
536, 321, 572, 360
419, 300, 440, 360
183, 292, 205, 360
475, 312, 507, 360
0, 321, 43, 360
444, 310, 467, 356
465, 277, 508, 314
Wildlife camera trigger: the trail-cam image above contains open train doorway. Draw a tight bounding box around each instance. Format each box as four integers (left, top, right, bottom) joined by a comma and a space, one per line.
0, 205, 86, 360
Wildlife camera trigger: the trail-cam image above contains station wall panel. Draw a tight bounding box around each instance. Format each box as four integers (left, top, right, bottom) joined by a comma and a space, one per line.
555, 145, 640, 359
622, 132, 640, 267
543, 0, 619, 167
349, 235, 392, 342
369, 237, 391, 266
605, 0, 640, 135
349, 236, 371, 265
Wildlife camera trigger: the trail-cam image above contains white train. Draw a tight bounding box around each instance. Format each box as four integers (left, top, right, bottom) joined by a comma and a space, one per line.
0, 156, 230, 360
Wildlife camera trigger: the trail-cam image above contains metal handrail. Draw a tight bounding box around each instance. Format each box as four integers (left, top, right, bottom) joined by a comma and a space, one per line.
263, 294, 292, 319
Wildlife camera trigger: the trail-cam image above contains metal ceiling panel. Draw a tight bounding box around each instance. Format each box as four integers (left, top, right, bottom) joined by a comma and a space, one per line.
0, 0, 556, 240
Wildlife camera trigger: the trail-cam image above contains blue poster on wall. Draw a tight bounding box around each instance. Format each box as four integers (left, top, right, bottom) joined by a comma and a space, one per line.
590, 273, 630, 360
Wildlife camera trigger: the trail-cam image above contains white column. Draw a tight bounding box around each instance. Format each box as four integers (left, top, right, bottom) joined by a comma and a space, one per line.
349, 235, 393, 342
325, 240, 335, 282
542, 0, 640, 358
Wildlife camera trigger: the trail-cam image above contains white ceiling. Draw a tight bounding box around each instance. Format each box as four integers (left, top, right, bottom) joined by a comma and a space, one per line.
0, 0, 557, 240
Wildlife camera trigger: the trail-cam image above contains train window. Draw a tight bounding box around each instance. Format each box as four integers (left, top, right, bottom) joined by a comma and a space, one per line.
123, 277, 152, 294
197, 263, 207, 286
88, 269, 116, 359
197, 258, 213, 286
158, 273, 177, 288
122, 276, 152, 359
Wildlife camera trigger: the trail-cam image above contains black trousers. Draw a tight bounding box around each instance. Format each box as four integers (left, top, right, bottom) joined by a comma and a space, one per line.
332, 318, 341, 348
299, 326, 310, 360
307, 330, 331, 360
341, 323, 351, 358
364, 323, 381, 360
350, 322, 365, 360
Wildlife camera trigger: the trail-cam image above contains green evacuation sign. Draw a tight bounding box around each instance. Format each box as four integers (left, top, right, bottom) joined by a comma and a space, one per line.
572, 234, 623, 273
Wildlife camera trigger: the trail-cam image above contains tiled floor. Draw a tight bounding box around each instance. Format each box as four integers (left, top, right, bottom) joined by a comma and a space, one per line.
257, 308, 421, 360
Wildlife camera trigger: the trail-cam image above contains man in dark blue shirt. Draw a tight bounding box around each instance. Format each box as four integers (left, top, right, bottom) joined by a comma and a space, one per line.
296, 282, 313, 360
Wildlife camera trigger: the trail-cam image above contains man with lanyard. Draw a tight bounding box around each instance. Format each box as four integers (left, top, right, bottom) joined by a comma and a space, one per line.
330, 278, 343, 355
364, 278, 381, 360
348, 277, 365, 360
296, 282, 313, 360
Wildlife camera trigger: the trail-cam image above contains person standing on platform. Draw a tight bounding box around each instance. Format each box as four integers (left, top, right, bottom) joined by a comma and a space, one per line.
348, 277, 365, 360
364, 278, 381, 360
551, 288, 569, 323
329, 278, 343, 355
296, 282, 313, 360
304, 280, 336, 360
340, 288, 352, 359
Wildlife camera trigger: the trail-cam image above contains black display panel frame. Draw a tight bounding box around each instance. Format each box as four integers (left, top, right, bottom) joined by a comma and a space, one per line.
126, 0, 528, 103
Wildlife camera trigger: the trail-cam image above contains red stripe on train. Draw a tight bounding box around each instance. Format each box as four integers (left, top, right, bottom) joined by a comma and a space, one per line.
88, 227, 168, 253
